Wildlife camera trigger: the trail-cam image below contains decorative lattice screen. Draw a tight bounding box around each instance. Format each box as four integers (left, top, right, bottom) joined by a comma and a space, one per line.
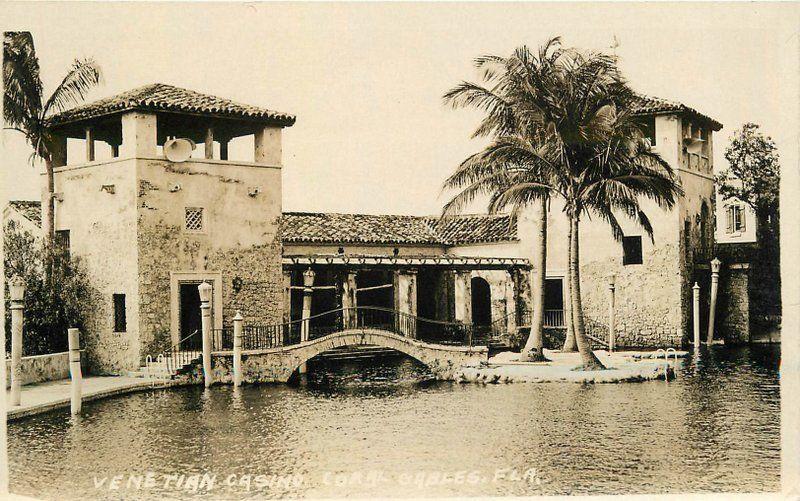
185, 207, 204, 231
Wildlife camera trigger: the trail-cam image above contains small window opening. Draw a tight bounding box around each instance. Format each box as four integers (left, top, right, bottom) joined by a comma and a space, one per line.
622, 236, 643, 265
113, 294, 127, 332
185, 207, 204, 232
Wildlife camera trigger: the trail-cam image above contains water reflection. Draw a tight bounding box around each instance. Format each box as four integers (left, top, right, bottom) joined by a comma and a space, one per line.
8, 345, 780, 499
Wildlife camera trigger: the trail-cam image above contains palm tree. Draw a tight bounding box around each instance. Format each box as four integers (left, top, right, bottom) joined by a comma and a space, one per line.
442, 39, 564, 362
3, 31, 102, 250
443, 39, 683, 370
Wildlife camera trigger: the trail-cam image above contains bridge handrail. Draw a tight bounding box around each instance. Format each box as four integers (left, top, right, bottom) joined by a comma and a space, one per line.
157, 329, 200, 373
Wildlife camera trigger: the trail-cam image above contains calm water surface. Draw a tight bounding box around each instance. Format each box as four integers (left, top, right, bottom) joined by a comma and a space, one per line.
8, 345, 780, 499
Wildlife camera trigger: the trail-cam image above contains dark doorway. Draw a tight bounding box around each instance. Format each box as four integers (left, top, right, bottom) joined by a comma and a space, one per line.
544, 279, 564, 310
471, 277, 492, 328
544, 278, 565, 327
179, 283, 202, 350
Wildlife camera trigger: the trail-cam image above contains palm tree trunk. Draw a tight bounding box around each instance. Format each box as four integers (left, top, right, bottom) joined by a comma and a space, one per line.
561, 221, 577, 352
43, 159, 55, 251
569, 215, 605, 370
521, 197, 548, 362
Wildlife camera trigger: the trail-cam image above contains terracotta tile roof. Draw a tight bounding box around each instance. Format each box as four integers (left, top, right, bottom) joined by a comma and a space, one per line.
7, 200, 41, 227
47, 83, 296, 127
281, 212, 517, 246
425, 214, 517, 244
632, 94, 722, 131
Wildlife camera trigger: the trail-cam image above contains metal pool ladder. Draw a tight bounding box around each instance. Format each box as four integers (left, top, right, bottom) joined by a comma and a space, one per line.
654, 348, 679, 381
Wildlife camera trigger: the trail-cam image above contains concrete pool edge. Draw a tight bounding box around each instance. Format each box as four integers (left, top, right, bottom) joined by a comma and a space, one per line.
6, 377, 192, 422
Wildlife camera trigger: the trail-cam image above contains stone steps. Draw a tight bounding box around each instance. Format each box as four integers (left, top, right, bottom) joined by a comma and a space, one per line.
129, 352, 202, 380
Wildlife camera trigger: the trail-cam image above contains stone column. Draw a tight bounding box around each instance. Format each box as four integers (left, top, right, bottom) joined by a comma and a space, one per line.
299, 268, 315, 374
608, 273, 616, 352
85, 127, 95, 162
254, 126, 282, 165
198, 281, 213, 388
454, 270, 472, 344
204, 127, 214, 159
395, 269, 418, 338
342, 271, 357, 329
282, 270, 293, 326
120, 112, 157, 158
233, 311, 243, 387
706, 258, 722, 345
504, 274, 516, 334
514, 268, 533, 326
692, 282, 701, 349
9, 277, 25, 406
67, 328, 82, 415
454, 271, 472, 324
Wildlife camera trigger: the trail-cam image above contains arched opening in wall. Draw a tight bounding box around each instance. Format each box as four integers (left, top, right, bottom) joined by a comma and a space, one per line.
471, 277, 492, 330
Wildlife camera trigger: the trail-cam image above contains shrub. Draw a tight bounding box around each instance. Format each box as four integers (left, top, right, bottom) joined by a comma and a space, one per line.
4, 223, 94, 356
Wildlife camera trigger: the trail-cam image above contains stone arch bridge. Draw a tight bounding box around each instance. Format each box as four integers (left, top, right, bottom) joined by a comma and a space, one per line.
207, 328, 488, 383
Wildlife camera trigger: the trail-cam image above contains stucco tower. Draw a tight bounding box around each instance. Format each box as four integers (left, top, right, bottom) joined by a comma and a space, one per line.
46, 84, 295, 374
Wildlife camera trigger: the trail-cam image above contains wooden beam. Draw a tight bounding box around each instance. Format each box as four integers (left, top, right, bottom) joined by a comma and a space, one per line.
355, 283, 394, 293
204, 127, 214, 159
85, 127, 95, 162
219, 139, 229, 161
110, 143, 119, 158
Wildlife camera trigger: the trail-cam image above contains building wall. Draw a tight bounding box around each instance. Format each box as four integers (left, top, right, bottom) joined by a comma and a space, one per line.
136, 158, 284, 359
470, 270, 515, 328
718, 266, 750, 344
715, 195, 757, 244
507, 113, 715, 348
51, 159, 141, 373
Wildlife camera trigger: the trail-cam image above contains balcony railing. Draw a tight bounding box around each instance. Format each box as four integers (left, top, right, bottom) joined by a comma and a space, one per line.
544, 309, 565, 328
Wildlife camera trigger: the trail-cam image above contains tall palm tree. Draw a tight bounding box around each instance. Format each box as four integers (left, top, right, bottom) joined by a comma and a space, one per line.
443, 39, 683, 370
442, 40, 565, 362
3, 31, 102, 250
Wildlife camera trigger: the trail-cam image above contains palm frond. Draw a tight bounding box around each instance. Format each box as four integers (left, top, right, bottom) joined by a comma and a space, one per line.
42, 57, 102, 116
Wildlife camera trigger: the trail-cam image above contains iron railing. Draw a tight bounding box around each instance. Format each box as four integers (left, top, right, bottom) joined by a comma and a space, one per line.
216, 306, 516, 351
156, 329, 201, 374
544, 309, 565, 327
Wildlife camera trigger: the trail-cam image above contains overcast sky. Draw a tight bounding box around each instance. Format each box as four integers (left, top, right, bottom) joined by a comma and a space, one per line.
2, 2, 798, 215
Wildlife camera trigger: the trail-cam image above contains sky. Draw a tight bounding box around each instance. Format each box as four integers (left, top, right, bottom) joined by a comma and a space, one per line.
2, 2, 798, 215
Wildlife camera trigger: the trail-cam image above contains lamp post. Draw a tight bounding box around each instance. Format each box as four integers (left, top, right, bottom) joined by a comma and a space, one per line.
198, 281, 213, 387
608, 273, 616, 353
706, 258, 721, 345
233, 311, 243, 387
9, 277, 25, 406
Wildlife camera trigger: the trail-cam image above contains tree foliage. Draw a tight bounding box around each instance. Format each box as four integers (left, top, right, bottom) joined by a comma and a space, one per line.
4, 222, 94, 356
3, 31, 102, 248
716, 122, 780, 217
442, 39, 683, 369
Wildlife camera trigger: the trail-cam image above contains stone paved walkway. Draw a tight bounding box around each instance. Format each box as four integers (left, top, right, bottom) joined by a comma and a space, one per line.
5, 376, 170, 421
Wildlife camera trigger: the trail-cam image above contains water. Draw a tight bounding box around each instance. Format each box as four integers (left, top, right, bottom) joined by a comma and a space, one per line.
8, 346, 781, 499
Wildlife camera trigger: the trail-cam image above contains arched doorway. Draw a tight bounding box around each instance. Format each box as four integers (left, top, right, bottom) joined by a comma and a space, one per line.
471, 277, 492, 329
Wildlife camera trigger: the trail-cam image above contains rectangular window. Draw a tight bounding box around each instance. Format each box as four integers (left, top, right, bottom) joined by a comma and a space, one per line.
184, 207, 204, 232
726, 204, 746, 233
55, 229, 71, 258
622, 236, 643, 265
113, 294, 126, 332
